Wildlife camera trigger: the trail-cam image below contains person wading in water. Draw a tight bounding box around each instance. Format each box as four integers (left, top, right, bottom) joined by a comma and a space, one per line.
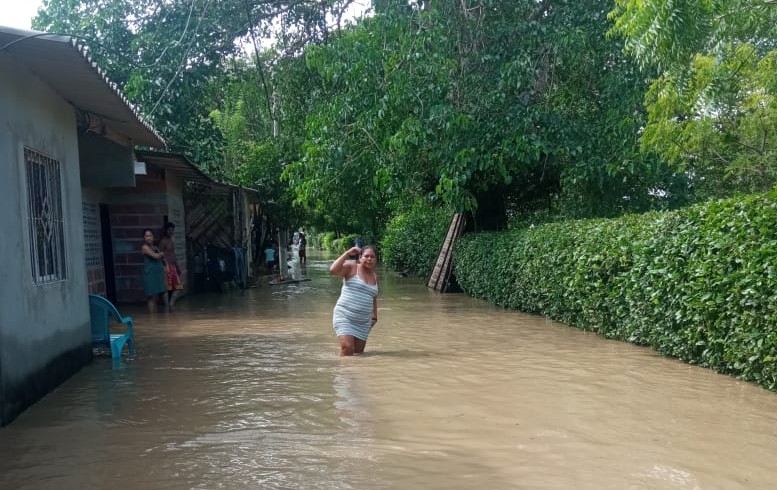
141, 228, 167, 314
158, 221, 183, 311
330, 245, 379, 356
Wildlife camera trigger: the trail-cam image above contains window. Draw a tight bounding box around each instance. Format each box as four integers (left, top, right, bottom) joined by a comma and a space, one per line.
25, 147, 67, 284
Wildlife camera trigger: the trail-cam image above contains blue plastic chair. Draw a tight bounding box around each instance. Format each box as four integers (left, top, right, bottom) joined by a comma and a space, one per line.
88, 294, 135, 359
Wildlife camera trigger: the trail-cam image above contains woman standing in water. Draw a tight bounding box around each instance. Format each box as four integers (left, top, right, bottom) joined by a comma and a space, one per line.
330, 245, 379, 356
141, 228, 167, 313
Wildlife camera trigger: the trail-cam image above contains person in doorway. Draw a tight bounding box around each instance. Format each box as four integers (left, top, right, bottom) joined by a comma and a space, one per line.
141, 228, 167, 314
264, 243, 277, 273
330, 245, 379, 356
298, 231, 307, 265
158, 221, 183, 311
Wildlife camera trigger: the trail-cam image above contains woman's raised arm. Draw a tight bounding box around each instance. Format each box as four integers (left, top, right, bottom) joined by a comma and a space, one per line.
330, 246, 361, 277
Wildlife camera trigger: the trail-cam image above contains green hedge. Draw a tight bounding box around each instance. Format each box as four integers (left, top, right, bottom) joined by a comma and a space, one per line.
454, 190, 777, 390
381, 201, 452, 277
314, 232, 360, 254
320, 232, 337, 252
332, 234, 359, 254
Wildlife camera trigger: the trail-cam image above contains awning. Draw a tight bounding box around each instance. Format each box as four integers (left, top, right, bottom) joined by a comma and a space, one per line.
134, 150, 213, 186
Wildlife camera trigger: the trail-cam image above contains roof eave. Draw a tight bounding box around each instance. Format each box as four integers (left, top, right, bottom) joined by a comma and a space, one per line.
0, 26, 165, 148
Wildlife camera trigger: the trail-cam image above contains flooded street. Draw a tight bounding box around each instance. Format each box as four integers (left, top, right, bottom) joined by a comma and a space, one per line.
1, 256, 777, 490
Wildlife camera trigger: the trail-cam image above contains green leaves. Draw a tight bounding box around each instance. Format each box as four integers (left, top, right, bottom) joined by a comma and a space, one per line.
608, 0, 716, 71
455, 189, 777, 390
381, 200, 452, 277
609, 0, 777, 197
38, 0, 758, 238
283, 0, 669, 222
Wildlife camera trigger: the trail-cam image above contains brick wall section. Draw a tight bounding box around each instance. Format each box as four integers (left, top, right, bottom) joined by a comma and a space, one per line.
102, 170, 191, 304
111, 203, 167, 303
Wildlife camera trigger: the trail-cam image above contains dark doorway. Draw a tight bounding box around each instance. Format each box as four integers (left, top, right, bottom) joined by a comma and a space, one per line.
100, 204, 117, 303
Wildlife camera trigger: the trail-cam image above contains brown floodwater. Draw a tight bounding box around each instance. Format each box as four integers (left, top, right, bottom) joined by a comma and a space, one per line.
1, 256, 776, 490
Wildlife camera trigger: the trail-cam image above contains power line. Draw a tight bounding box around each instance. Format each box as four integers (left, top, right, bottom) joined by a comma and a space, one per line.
145, 0, 198, 68
148, 0, 213, 117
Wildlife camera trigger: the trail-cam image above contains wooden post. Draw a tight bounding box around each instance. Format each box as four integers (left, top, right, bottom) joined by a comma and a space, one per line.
428, 213, 466, 292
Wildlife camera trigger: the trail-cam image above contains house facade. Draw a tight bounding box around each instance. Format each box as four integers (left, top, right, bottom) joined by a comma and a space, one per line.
0, 27, 164, 425
86, 152, 199, 303
80, 148, 262, 303
138, 151, 261, 294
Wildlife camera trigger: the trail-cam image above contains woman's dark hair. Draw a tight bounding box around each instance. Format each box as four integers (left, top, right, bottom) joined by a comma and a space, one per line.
142, 228, 154, 237
360, 245, 377, 257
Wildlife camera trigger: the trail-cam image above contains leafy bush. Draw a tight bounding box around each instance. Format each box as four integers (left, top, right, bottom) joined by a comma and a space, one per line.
321, 232, 337, 252
332, 234, 359, 254
381, 201, 452, 277
316, 232, 367, 253
455, 190, 777, 390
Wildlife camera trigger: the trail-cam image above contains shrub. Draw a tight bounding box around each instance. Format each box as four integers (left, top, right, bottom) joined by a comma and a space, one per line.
321, 232, 337, 252
381, 201, 452, 277
332, 234, 359, 254
455, 190, 777, 390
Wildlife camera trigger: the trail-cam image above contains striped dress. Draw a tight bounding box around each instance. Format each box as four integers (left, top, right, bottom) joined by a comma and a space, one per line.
333, 274, 378, 340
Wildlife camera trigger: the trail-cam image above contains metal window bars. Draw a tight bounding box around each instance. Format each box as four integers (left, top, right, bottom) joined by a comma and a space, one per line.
24, 147, 67, 284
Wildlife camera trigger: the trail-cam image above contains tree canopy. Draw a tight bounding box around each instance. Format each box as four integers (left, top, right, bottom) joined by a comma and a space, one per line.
609, 0, 777, 195
283, 0, 684, 229
30, 0, 777, 237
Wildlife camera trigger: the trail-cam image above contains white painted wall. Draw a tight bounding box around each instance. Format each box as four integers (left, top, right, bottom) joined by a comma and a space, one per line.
78, 132, 136, 188
0, 55, 91, 424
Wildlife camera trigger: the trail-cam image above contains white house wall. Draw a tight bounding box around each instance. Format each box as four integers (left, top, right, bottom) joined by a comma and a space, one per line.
78, 132, 136, 188
0, 55, 92, 425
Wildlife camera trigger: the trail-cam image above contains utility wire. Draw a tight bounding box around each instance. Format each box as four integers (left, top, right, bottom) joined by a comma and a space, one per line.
2, 30, 187, 70
243, 0, 274, 122
2, 0, 197, 70
145, 0, 198, 68
148, 0, 213, 117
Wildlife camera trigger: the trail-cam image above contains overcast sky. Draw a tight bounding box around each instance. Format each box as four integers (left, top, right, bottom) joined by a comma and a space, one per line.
1, 0, 43, 30
2, 1, 370, 32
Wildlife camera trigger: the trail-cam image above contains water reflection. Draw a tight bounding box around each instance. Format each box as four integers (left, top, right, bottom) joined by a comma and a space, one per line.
1, 256, 776, 489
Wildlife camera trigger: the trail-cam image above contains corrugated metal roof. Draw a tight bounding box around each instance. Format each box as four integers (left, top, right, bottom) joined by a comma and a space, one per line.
135, 150, 213, 185
135, 150, 260, 199
0, 26, 164, 148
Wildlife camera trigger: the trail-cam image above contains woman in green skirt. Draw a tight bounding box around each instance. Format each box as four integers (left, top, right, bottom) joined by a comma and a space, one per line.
141, 228, 167, 313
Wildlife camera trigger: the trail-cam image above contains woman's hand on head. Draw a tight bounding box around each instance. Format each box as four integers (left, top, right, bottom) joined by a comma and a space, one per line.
347, 246, 362, 257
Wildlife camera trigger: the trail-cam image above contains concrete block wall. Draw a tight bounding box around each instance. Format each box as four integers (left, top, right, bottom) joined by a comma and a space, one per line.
82, 200, 106, 296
